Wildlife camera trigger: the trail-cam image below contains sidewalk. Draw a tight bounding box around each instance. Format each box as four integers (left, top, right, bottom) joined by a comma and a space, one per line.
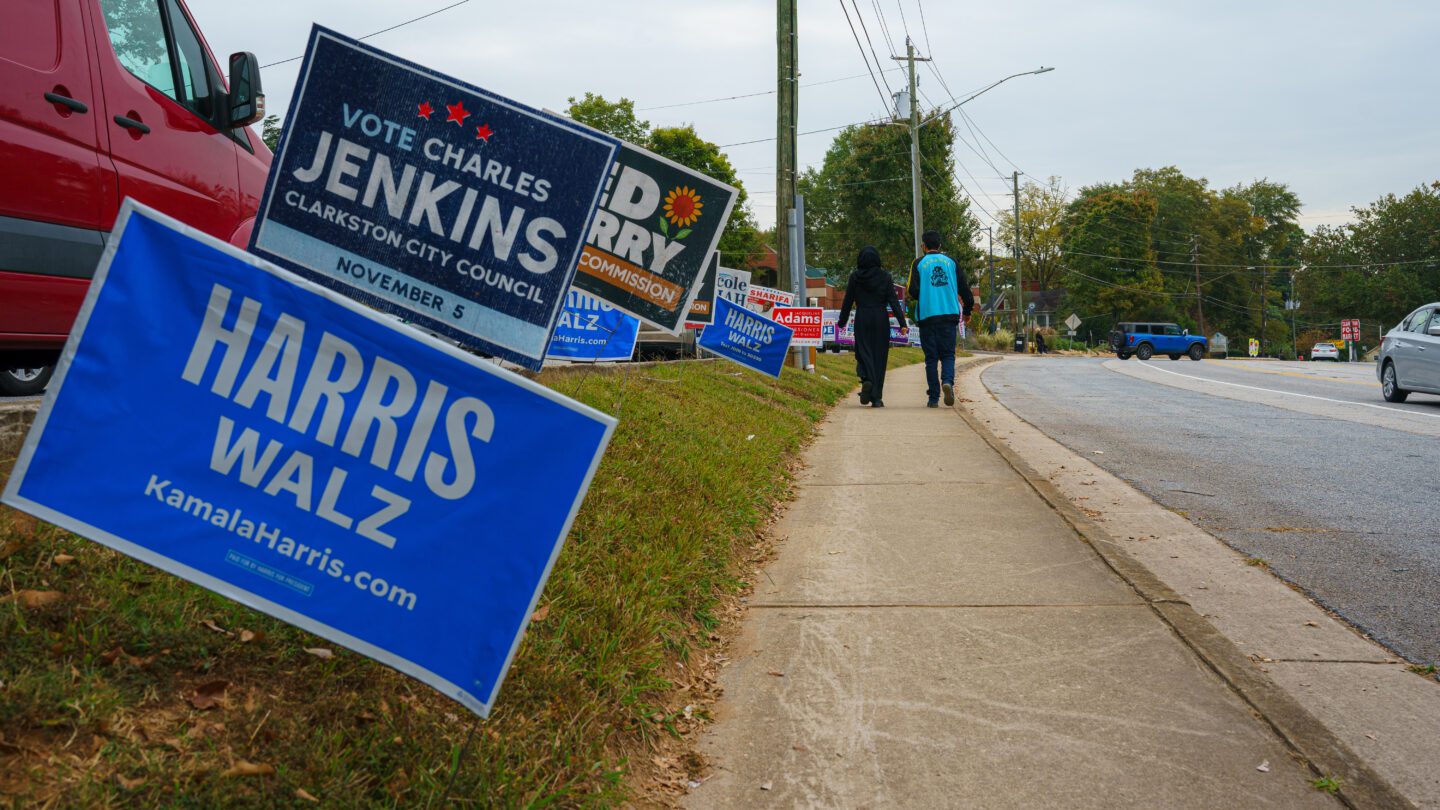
684, 361, 1336, 808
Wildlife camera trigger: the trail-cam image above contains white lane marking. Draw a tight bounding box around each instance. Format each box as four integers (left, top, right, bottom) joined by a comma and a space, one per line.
1134, 361, 1440, 421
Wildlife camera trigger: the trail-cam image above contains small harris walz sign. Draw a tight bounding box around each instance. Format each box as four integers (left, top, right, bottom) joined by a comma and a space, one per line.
573, 142, 737, 334
250, 26, 618, 371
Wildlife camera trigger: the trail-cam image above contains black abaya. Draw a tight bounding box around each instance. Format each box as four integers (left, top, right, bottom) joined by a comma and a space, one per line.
838, 246, 908, 405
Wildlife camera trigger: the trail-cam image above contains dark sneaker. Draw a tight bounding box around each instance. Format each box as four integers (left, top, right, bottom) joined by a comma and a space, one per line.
926, 400, 939, 408
871, 400, 885, 408
859, 381, 873, 405
942, 383, 955, 406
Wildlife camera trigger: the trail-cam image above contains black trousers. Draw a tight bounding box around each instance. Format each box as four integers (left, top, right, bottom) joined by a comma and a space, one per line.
853, 307, 893, 403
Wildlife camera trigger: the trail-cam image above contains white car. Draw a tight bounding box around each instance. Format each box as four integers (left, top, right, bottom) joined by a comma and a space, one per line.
1310, 342, 1340, 361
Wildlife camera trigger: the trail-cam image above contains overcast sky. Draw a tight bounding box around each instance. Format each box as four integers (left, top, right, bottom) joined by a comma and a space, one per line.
198, 0, 1438, 240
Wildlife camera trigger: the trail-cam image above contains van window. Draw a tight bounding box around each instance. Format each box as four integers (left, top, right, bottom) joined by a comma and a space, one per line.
165, 0, 214, 120
99, 0, 177, 100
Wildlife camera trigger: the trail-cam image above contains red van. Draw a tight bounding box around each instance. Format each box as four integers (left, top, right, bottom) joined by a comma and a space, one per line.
0, 0, 271, 395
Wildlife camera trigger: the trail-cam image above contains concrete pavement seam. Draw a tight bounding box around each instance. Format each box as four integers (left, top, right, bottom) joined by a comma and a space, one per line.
953, 357, 1414, 810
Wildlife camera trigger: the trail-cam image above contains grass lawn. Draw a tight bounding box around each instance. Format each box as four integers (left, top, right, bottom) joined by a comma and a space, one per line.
0, 349, 921, 807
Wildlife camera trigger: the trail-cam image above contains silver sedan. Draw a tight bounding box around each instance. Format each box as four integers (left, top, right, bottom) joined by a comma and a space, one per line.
1377, 302, 1440, 402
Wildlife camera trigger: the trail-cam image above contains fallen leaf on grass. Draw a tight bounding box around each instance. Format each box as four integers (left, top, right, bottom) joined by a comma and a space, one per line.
221, 760, 274, 778
295, 788, 320, 803
100, 646, 164, 669
746, 434, 755, 441
200, 619, 232, 636
52, 553, 76, 566
116, 774, 146, 790
189, 679, 231, 710
304, 647, 334, 660
3, 589, 64, 609
531, 603, 550, 622
239, 629, 261, 643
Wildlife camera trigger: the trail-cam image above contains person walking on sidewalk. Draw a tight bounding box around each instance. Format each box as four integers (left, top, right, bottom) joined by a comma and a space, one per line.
838, 246, 908, 408
908, 230, 974, 407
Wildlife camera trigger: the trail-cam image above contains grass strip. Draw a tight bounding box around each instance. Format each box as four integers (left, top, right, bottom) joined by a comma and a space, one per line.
0, 349, 921, 807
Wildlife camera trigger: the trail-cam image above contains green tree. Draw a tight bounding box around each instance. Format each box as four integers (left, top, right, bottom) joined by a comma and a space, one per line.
564, 94, 762, 269
1061, 189, 1169, 333
799, 116, 979, 287
565, 92, 650, 145
1300, 181, 1440, 336
996, 176, 1068, 292
261, 114, 282, 151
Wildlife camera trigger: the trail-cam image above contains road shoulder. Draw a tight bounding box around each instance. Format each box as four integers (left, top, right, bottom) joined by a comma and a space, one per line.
962, 356, 1440, 808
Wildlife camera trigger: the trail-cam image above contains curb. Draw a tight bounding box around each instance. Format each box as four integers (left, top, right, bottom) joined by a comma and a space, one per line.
953, 357, 1413, 810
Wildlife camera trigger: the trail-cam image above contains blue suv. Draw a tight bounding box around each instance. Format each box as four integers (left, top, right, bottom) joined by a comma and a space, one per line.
1108, 322, 1207, 361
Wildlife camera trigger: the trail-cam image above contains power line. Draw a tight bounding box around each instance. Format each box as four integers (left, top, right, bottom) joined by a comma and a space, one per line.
261, 0, 471, 68
838, 0, 894, 112
636, 68, 903, 111
851, 0, 897, 98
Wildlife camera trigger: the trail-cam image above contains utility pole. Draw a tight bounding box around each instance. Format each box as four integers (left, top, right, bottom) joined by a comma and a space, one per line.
1259, 264, 1268, 357
984, 225, 995, 331
775, 0, 797, 293
1012, 170, 1023, 337
1191, 235, 1206, 338
891, 38, 930, 258
1296, 266, 1307, 357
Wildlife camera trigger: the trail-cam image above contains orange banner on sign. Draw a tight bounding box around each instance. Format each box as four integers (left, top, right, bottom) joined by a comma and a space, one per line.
577, 246, 685, 310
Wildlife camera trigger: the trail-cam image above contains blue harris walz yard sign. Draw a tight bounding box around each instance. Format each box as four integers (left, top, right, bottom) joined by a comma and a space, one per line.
3, 203, 616, 718
697, 297, 794, 378
545, 290, 640, 362
250, 26, 618, 371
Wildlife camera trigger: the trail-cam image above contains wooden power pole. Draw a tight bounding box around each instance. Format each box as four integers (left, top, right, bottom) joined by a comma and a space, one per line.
775, 0, 798, 292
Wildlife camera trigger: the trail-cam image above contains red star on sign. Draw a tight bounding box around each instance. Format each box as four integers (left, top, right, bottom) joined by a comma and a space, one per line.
474, 123, 494, 141
445, 101, 470, 125
417, 101, 434, 119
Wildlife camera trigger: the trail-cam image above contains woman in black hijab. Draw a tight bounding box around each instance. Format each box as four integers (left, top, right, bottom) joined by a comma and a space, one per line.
837, 246, 908, 407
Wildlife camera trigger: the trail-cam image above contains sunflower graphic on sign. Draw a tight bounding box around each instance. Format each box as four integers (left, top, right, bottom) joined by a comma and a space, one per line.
659, 186, 702, 239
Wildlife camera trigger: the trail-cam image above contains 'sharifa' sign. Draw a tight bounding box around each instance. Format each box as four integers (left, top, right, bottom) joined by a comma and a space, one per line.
573, 142, 737, 334
250, 26, 618, 371
6, 204, 616, 718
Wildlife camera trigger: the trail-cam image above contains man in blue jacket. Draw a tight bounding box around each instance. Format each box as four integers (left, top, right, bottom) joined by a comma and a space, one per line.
908, 230, 974, 407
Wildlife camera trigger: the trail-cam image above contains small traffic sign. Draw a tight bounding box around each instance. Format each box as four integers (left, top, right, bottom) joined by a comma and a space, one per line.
1064, 313, 1082, 331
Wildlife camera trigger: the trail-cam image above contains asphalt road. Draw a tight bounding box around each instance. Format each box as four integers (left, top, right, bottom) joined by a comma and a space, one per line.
985, 356, 1440, 666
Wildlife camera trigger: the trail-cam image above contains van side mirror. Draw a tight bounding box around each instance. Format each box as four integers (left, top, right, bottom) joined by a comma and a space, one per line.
227, 52, 265, 129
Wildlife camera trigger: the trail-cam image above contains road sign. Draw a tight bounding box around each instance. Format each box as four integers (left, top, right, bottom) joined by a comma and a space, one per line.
1248, 338, 1259, 357
5, 203, 617, 718
249, 26, 619, 371
1064, 313, 1082, 331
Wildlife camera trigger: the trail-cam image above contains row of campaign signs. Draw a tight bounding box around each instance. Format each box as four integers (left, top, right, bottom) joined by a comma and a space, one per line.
0, 27, 809, 719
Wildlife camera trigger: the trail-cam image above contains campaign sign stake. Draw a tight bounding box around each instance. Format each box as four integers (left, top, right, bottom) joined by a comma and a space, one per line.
573, 141, 737, 334
250, 26, 618, 371
4, 203, 616, 718
697, 297, 794, 378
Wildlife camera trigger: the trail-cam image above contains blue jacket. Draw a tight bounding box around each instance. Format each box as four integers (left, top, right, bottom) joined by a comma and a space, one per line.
907, 252, 973, 324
